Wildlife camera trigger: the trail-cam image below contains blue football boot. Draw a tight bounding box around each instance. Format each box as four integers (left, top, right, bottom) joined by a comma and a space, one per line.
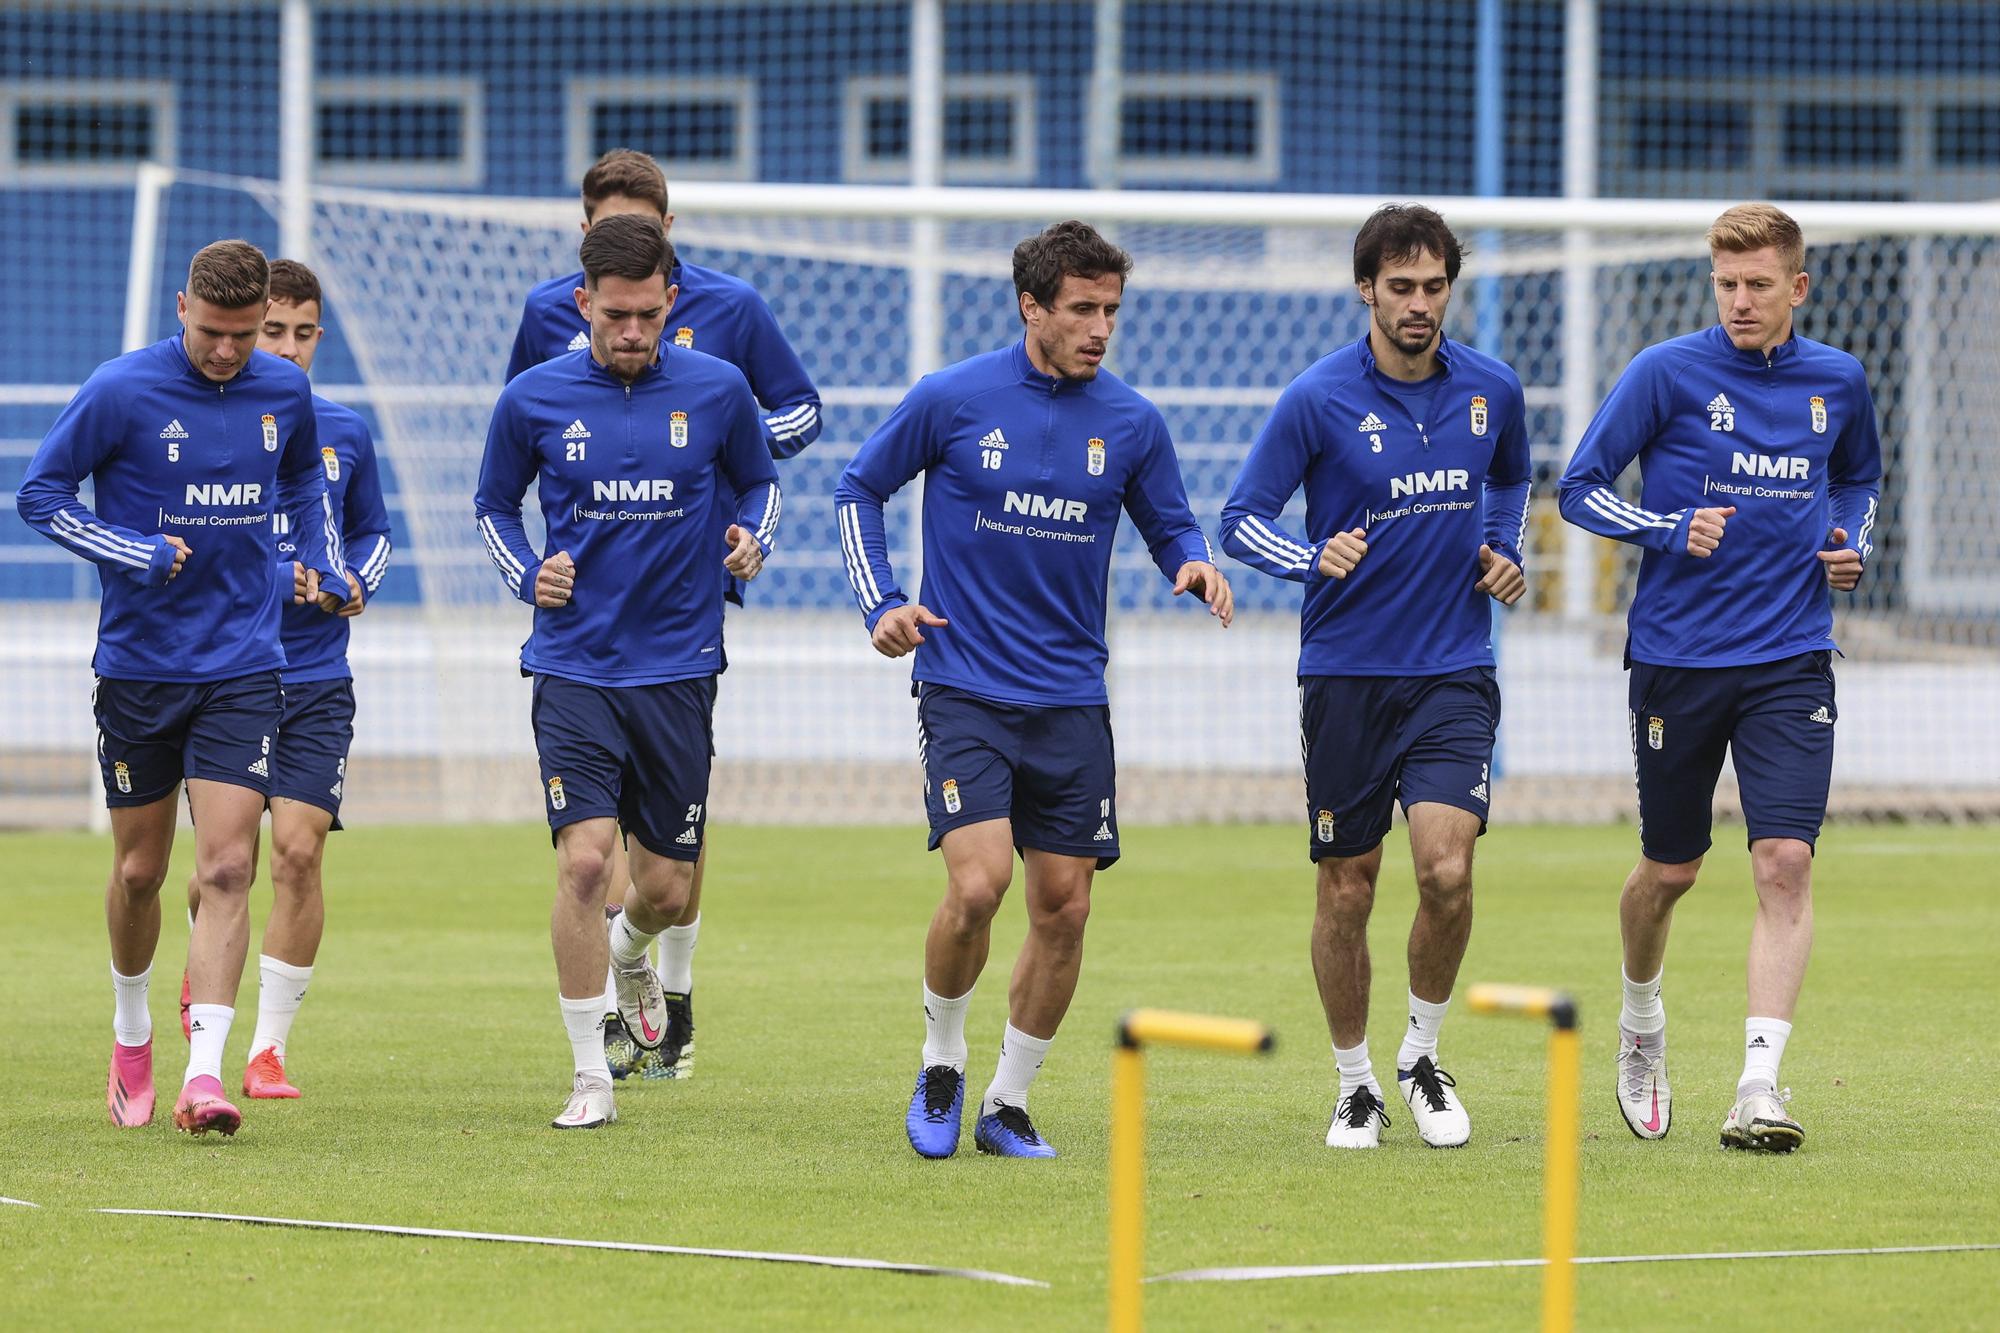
906, 1065, 965, 1158
973, 1103, 1058, 1158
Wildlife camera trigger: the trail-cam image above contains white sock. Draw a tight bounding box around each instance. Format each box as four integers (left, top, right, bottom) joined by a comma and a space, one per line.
1397, 990, 1451, 1070
112, 962, 152, 1047
184, 1004, 233, 1085
982, 1023, 1051, 1116
609, 911, 656, 969
920, 983, 973, 1071
1738, 1017, 1792, 1097
249, 955, 312, 1059
561, 994, 612, 1082
1334, 1040, 1379, 1099
657, 915, 699, 994
1621, 968, 1665, 1034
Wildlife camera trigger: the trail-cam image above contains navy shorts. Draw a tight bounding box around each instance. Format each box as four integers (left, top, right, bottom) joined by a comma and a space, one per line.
1629, 650, 1837, 864
94, 671, 283, 807
530, 673, 716, 861
1300, 668, 1500, 861
271, 677, 355, 827
916, 683, 1120, 869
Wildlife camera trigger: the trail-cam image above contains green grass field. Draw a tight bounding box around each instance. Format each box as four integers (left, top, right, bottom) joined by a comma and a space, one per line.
3, 821, 1997, 1330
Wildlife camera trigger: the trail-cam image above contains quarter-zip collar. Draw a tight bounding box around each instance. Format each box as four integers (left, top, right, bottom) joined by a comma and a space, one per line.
171, 332, 259, 388
587, 345, 667, 389
1707, 322, 1799, 368
1011, 338, 1092, 395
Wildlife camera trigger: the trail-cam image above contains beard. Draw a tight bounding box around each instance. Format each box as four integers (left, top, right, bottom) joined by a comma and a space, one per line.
1376, 310, 1437, 357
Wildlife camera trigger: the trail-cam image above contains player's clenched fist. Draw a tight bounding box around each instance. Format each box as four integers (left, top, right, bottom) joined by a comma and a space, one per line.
723, 524, 764, 580
1817, 525, 1863, 592
163, 534, 191, 583
871, 603, 949, 658
1318, 527, 1369, 580
535, 550, 577, 608
1685, 505, 1735, 557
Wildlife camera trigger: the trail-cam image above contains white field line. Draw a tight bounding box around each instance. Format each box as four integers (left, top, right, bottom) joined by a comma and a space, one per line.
1153, 1242, 2000, 1283
1, 1197, 39, 1208
94, 1209, 1047, 1288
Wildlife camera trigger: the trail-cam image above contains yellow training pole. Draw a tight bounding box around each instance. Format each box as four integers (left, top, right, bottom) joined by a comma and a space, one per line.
1108, 1043, 1146, 1333
1466, 983, 1579, 1333
1109, 1010, 1273, 1333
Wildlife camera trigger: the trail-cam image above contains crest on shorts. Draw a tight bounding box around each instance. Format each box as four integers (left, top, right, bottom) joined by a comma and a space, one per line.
1809, 395, 1827, 434
670, 410, 689, 449
1315, 808, 1336, 843
1469, 395, 1489, 437
673, 326, 695, 349
547, 776, 567, 811
261, 413, 279, 452
321, 446, 340, 482
941, 778, 962, 814
1086, 437, 1106, 476
114, 760, 132, 794
1647, 716, 1664, 750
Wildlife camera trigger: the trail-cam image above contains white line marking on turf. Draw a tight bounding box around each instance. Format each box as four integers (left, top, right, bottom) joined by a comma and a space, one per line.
1, 1197, 39, 1208
1153, 1242, 2000, 1282
95, 1209, 1047, 1288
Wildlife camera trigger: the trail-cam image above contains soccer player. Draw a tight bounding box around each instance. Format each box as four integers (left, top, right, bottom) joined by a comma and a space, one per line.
16, 239, 347, 1135
835, 221, 1232, 1160
1559, 204, 1882, 1153
507, 148, 821, 1080
476, 213, 780, 1130
1220, 204, 1531, 1150
191, 259, 390, 1099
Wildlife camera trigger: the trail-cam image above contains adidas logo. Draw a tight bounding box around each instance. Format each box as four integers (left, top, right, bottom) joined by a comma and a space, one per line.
1092, 821, 1114, 842
1470, 781, 1489, 802
978, 428, 1009, 450
1807, 706, 1832, 724
247, 756, 269, 778
159, 419, 189, 440
1357, 412, 1387, 433
1707, 393, 1734, 413
562, 419, 591, 441
1748, 1035, 1769, 1049
566, 330, 591, 351
675, 827, 699, 846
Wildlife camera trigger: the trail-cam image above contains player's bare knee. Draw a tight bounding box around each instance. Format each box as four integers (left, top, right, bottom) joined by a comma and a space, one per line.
1632, 855, 1702, 904
1751, 839, 1813, 902
556, 847, 614, 906
1413, 849, 1474, 907
944, 865, 1010, 928
268, 834, 322, 900
1030, 886, 1091, 945
1316, 860, 1375, 924
110, 848, 170, 898
197, 846, 257, 900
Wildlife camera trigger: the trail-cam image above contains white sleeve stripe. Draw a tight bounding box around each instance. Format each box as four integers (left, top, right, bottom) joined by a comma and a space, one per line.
52, 509, 153, 563
1581, 491, 1644, 532
1584, 490, 1679, 533
478, 515, 525, 577
52, 512, 153, 570
1590, 487, 1677, 530
754, 484, 781, 546
1515, 492, 1531, 555
477, 517, 524, 592
1853, 496, 1879, 559
357, 537, 392, 591
1234, 520, 1313, 573
322, 495, 346, 577
1239, 515, 1315, 566
838, 502, 884, 610
766, 404, 818, 438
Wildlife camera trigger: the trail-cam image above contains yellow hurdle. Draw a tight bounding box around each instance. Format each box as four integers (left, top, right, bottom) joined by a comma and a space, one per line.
1466, 983, 1581, 1333
1109, 1009, 1274, 1333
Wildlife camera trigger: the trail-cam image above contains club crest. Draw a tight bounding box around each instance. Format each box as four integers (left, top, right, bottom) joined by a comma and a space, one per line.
674, 326, 695, 349
1469, 395, 1489, 437
1809, 395, 1827, 434
1086, 437, 1106, 476
261, 413, 279, 452
670, 410, 689, 449
321, 446, 339, 481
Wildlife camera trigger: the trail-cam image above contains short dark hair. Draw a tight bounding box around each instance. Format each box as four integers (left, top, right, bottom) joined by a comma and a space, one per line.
578, 212, 676, 285
186, 239, 269, 309
582, 149, 669, 219
1352, 204, 1463, 286
1012, 220, 1132, 321
266, 258, 323, 311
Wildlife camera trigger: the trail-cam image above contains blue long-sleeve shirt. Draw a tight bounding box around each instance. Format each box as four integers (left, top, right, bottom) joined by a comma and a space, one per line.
474, 347, 780, 686
276, 395, 393, 683
833, 340, 1215, 709
1220, 336, 1532, 676
17, 337, 345, 683
1558, 324, 1883, 668
506, 262, 821, 459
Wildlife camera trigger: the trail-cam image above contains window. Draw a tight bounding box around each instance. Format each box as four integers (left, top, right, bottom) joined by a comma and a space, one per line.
315, 78, 483, 187
0, 81, 175, 185
1782, 102, 1903, 167
1110, 73, 1280, 185
567, 78, 757, 183
1935, 104, 2000, 167
842, 75, 1036, 183
1622, 99, 1750, 171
